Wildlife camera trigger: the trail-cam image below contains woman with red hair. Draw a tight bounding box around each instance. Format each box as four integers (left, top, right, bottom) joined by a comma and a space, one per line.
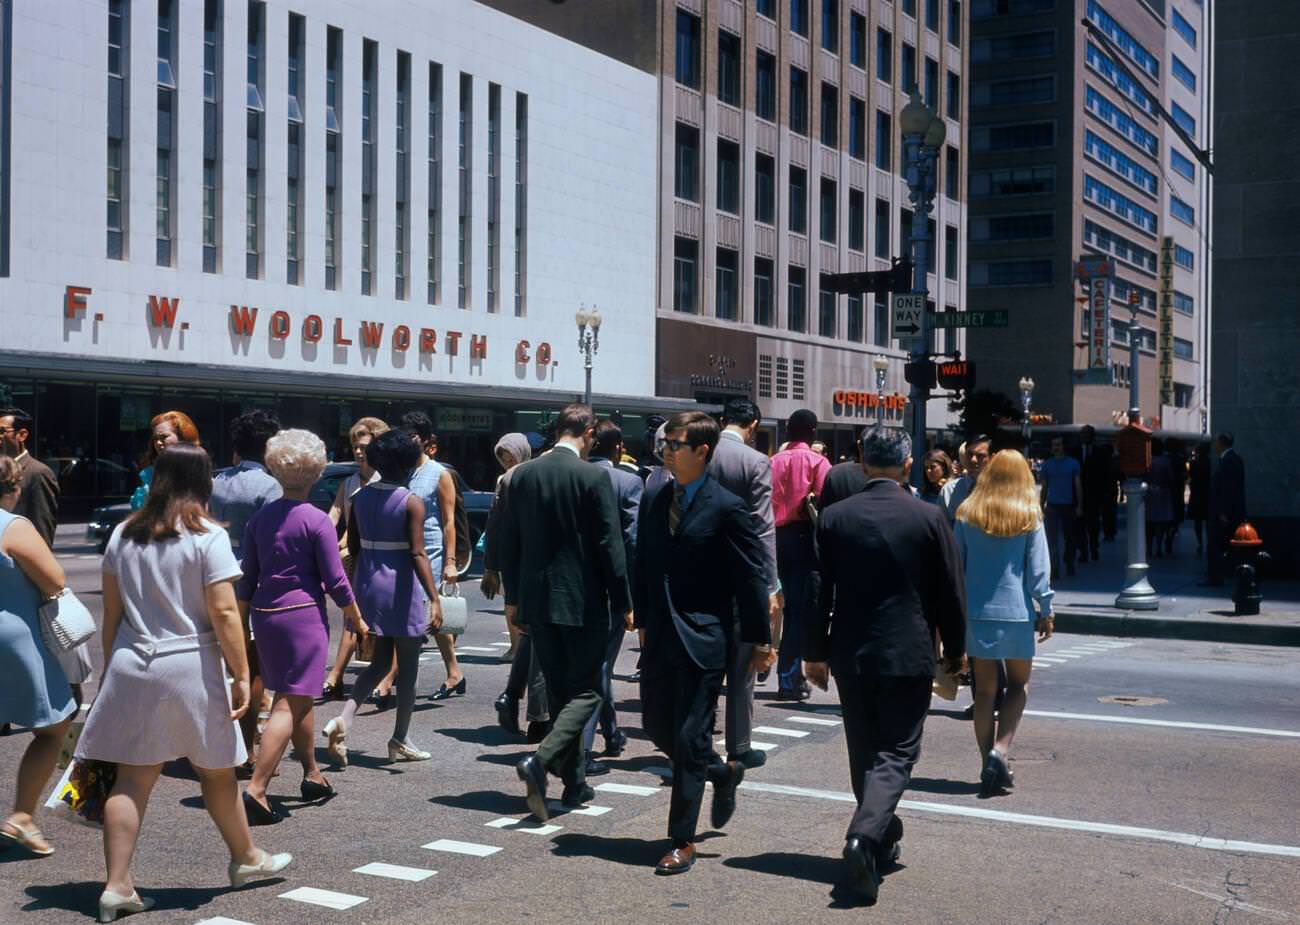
129, 411, 201, 511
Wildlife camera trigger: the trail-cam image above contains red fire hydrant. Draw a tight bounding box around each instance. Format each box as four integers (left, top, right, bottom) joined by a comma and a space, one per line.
1227, 522, 1270, 616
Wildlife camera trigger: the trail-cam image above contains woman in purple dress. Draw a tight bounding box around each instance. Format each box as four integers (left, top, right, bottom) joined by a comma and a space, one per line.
323, 429, 442, 766
237, 430, 367, 825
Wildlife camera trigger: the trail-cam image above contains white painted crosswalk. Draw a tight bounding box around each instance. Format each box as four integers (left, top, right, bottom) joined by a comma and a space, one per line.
1033, 639, 1135, 669
353, 862, 438, 882
785, 715, 842, 727
485, 817, 563, 835
421, 839, 502, 857
279, 887, 368, 910
595, 781, 659, 796
752, 725, 810, 739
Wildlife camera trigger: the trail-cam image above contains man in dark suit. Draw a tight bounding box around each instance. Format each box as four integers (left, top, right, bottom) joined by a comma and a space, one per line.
0, 407, 59, 547
1207, 432, 1247, 584
807, 425, 965, 902
819, 429, 871, 511
636, 411, 772, 876
498, 404, 632, 817
1073, 425, 1115, 562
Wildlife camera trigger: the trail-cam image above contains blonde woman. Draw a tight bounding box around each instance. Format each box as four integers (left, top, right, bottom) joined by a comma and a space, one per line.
953, 449, 1054, 796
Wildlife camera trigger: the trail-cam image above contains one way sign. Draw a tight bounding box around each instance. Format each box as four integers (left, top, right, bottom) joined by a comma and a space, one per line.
891, 293, 925, 341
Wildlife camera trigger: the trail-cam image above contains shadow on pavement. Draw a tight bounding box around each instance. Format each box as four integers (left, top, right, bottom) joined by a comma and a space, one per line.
548, 832, 666, 868
907, 776, 981, 796
475, 749, 533, 768
23, 879, 281, 917
438, 725, 522, 747
429, 789, 524, 815
724, 852, 895, 909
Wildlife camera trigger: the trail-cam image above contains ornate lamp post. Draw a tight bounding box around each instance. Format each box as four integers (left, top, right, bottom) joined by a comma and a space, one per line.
575, 304, 601, 406
1114, 307, 1159, 610
900, 92, 947, 490
873, 355, 890, 424
1018, 376, 1035, 446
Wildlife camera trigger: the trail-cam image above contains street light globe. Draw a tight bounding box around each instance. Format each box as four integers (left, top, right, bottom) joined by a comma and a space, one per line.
589, 308, 602, 330
899, 92, 931, 136
1019, 376, 1035, 394
924, 115, 947, 148
873, 355, 890, 373
575, 306, 590, 328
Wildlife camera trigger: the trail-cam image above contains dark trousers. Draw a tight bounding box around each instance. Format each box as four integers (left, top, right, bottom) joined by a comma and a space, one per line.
1077, 504, 1102, 560
582, 615, 629, 752
1044, 503, 1078, 576
776, 523, 817, 691
504, 633, 550, 723
723, 622, 755, 759
530, 623, 607, 787
835, 668, 931, 850
640, 629, 725, 843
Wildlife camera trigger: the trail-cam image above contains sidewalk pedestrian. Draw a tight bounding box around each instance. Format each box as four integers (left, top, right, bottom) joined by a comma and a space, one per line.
1145, 440, 1174, 559
1040, 437, 1082, 578
1188, 441, 1212, 554
129, 411, 200, 511
0, 408, 59, 547
919, 449, 953, 506
953, 449, 1054, 797
237, 430, 367, 825
1206, 433, 1247, 585
76, 445, 291, 922
0, 455, 75, 858
1074, 425, 1113, 562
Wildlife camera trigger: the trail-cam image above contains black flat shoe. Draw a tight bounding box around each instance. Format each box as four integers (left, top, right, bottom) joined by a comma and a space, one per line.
300, 778, 335, 802
495, 692, 521, 735
242, 792, 283, 826
431, 678, 467, 701
371, 691, 395, 711
321, 682, 345, 701
603, 729, 628, 757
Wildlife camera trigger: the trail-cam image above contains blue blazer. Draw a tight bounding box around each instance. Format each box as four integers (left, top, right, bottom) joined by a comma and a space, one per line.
954, 521, 1054, 622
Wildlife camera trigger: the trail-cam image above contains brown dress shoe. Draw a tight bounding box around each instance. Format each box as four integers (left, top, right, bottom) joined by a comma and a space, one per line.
654, 843, 696, 875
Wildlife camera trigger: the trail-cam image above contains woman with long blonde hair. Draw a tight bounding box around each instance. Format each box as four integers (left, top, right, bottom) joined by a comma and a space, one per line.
954, 449, 1054, 796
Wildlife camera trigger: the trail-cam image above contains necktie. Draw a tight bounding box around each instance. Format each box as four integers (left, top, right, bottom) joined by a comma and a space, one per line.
669, 485, 685, 536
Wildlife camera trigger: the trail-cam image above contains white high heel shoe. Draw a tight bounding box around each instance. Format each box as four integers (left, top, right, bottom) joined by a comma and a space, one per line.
229, 848, 294, 888
97, 889, 155, 923
387, 738, 432, 762
322, 718, 347, 768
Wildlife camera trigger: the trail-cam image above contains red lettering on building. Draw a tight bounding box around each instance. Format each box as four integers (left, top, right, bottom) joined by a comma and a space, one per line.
270, 310, 291, 339
515, 340, 531, 364
536, 342, 552, 366
303, 314, 323, 342
64, 285, 91, 318
148, 295, 180, 328
333, 317, 352, 346
419, 328, 437, 354
360, 320, 385, 348
446, 331, 462, 355
470, 334, 487, 360
230, 305, 259, 335
393, 325, 411, 351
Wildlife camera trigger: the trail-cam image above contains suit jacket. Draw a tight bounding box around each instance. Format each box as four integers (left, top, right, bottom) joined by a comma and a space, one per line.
634, 476, 770, 671
15, 453, 59, 547
591, 457, 643, 575
1073, 443, 1115, 512
811, 479, 966, 679
818, 460, 870, 513
1210, 448, 1246, 525
497, 448, 631, 629
707, 432, 778, 593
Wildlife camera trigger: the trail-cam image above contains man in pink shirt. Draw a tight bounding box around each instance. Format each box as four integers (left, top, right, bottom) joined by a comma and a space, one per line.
770, 410, 831, 700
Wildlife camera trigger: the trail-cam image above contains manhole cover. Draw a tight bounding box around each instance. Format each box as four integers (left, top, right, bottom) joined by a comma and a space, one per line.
1098, 695, 1167, 707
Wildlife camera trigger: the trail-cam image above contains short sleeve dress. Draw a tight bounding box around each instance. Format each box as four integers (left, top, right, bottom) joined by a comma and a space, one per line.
76, 518, 247, 769
351, 483, 429, 638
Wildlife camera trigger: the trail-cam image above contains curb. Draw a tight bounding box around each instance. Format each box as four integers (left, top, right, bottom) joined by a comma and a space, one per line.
1054, 609, 1300, 648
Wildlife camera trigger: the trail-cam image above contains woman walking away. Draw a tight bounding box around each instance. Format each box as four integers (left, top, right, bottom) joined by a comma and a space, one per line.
77, 445, 291, 921
237, 430, 368, 826
0, 455, 76, 858
954, 450, 1054, 797
323, 430, 442, 766
129, 410, 201, 510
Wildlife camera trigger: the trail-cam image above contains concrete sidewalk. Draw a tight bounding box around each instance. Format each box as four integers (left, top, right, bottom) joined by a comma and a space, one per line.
1047, 525, 1300, 647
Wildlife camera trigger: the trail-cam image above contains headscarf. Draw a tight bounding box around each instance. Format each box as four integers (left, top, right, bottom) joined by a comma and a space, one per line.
494, 432, 532, 471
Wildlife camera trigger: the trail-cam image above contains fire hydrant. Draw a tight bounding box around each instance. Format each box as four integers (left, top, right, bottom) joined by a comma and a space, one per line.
1227, 522, 1270, 616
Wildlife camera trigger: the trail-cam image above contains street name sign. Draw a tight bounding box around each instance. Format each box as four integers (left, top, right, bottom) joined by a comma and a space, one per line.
931, 310, 1009, 329
891, 293, 925, 339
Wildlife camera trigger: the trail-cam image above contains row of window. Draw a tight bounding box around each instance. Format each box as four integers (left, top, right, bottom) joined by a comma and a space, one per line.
1084, 129, 1157, 198
107, 1, 527, 313
1085, 85, 1159, 158
756, 0, 962, 50
972, 0, 1054, 17
1086, 0, 1159, 80
1172, 8, 1198, 49
1084, 174, 1157, 235
1083, 219, 1156, 274
1085, 42, 1155, 117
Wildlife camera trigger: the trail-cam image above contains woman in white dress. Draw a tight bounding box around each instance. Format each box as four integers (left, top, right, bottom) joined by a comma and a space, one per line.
76, 445, 292, 922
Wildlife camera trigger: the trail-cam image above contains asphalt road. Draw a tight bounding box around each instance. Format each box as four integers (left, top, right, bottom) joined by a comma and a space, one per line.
1, 530, 1297, 924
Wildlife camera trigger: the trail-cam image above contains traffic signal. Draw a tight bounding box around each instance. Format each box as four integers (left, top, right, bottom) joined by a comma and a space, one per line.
903, 359, 936, 388
822, 260, 913, 295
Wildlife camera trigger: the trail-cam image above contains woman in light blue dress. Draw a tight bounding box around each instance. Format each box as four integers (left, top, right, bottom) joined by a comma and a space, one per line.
953, 449, 1055, 797
0, 455, 75, 857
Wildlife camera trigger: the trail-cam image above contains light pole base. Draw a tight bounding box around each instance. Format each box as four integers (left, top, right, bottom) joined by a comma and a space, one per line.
1114, 478, 1159, 611
1115, 564, 1160, 610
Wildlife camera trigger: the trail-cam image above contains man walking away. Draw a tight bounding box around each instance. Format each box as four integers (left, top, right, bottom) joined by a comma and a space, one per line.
636, 411, 771, 875
770, 410, 830, 700
499, 405, 631, 817
0, 408, 58, 547
1074, 426, 1112, 562
1206, 432, 1246, 585
1040, 437, 1082, 579
210, 410, 283, 557
707, 397, 780, 769
806, 426, 965, 902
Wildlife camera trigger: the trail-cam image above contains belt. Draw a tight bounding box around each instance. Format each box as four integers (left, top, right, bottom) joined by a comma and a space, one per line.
121, 629, 218, 658
360, 539, 410, 550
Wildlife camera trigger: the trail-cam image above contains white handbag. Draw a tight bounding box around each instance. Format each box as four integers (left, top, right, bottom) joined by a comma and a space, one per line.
436, 583, 470, 636
39, 588, 97, 654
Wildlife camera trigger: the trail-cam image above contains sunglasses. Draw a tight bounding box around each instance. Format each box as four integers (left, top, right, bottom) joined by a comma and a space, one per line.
662, 438, 699, 453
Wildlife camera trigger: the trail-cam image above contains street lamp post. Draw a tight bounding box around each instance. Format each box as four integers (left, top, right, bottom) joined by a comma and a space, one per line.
1018, 376, 1035, 446
1115, 305, 1159, 610
900, 93, 946, 490
575, 304, 601, 406
873, 355, 890, 425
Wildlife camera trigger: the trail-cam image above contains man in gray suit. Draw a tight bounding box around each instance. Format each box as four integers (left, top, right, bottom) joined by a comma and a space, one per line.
707, 397, 780, 769
582, 420, 643, 770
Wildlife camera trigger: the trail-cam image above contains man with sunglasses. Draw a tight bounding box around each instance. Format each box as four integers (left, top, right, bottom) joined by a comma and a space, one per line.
0, 408, 58, 547
635, 411, 771, 876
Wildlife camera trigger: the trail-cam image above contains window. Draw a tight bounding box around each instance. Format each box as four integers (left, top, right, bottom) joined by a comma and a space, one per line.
246, 1, 265, 280
673, 237, 698, 313
972, 30, 1055, 61
107, 0, 129, 260
873, 292, 889, 344
924, 57, 938, 108
716, 248, 739, 321
875, 111, 891, 170
514, 92, 528, 316
848, 97, 865, 160
972, 121, 1054, 151
485, 81, 499, 310
790, 67, 808, 135
156, 0, 176, 267
756, 51, 777, 120
788, 266, 807, 332
969, 259, 1053, 286
849, 12, 867, 67
1085, 86, 1158, 157
676, 11, 700, 89
874, 198, 890, 259
972, 212, 1054, 241
1083, 174, 1157, 235
822, 0, 838, 53
791, 0, 809, 36
757, 0, 776, 17
925, 0, 939, 31
1172, 9, 1197, 48
1173, 337, 1194, 360
360, 41, 377, 295
1111, 278, 1155, 313
1171, 102, 1196, 138
718, 31, 741, 106
973, 0, 1054, 15
901, 43, 917, 92
848, 188, 864, 251
847, 295, 864, 341
776, 357, 789, 398
1173, 291, 1194, 316
820, 82, 838, 146
1083, 220, 1156, 273
819, 177, 837, 243
975, 75, 1054, 106
1085, 130, 1158, 197
819, 289, 837, 337
756, 153, 776, 223
0, 0, 8, 272
286, 14, 305, 285
1174, 383, 1195, 409
948, 0, 962, 45
1174, 244, 1194, 271
1086, 43, 1155, 116
789, 166, 808, 233
944, 225, 958, 278
1171, 149, 1195, 181
325, 27, 341, 290
876, 29, 892, 82
457, 72, 472, 307
1170, 196, 1195, 226
946, 71, 960, 120
944, 146, 959, 198
717, 140, 740, 214
428, 63, 442, 304
1172, 55, 1196, 93
200, 0, 220, 272
674, 123, 699, 201
755, 257, 775, 326
970, 164, 1055, 197
1086, 0, 1159, 78
902, 0, 916, 16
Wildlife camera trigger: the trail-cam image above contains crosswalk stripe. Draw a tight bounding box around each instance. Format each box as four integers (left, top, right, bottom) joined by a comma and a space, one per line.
547, 802, 613, 816
353, 862, 437, 881
1030, 661, 1053, 668
785, 715, 842, 727
1033, 656, 1070, 664
1023, 710, 1300, 738
485, 817, 563, 835
279, 887, 368, 910
717, 739, 780, 751
421, 839, 502, 857
595, 782, 660, 796
454, 646, 500, 653
195, 918, 258, 925
752, 725, 811, 738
